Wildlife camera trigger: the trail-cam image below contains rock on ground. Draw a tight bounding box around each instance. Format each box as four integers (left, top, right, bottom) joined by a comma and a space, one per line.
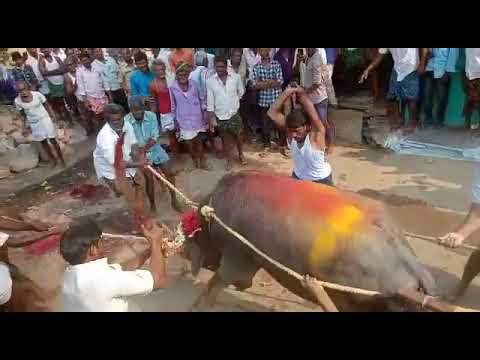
0, 135, 15, 153
0, 166, 10, 179
9, 144, 39, 173
330, 109, 364, 144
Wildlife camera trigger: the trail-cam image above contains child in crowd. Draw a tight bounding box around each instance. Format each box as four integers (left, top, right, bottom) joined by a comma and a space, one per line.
14, 81, 66, 168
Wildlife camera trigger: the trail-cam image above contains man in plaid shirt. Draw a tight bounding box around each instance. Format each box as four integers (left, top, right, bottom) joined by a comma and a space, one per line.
252, 48, 284, 155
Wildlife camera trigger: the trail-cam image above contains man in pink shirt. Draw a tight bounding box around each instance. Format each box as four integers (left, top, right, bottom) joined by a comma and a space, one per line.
169, 62, 210, 170
76, 52, 109, 135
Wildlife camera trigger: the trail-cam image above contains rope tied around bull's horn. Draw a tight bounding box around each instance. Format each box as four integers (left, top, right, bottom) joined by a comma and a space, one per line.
145, 165, 480, 312
200, 205, 215, 221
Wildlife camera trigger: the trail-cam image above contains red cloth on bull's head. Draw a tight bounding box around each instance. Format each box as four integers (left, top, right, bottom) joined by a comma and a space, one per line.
182, 210, 201, 238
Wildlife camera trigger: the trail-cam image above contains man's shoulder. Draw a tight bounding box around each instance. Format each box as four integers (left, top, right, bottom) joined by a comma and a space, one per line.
123, 116, 136, 129
130, 69, 141, 79
206, 74, 217, 86
144, 110, 157, 121
96, 123, 113, 141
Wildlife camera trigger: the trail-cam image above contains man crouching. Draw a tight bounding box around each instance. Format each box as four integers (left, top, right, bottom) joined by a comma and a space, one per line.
61, 218, 168, 312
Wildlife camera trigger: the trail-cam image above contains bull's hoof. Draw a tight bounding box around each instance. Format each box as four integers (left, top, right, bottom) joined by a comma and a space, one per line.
190, 295, 215, 312
233, 280, 253, 292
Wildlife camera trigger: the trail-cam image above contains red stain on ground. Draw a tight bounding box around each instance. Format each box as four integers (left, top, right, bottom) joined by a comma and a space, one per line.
70, 184, 111, 202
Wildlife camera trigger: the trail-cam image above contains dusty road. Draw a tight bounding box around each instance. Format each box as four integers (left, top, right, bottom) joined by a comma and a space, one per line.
2, 139, 480, 312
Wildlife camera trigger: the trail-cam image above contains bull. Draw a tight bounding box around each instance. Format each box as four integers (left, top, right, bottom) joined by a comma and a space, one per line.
183, 171, 436, 312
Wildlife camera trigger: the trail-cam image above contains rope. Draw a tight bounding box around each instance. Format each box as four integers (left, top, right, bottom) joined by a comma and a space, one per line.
146, 165, 199, 208
404, 231, 479, 252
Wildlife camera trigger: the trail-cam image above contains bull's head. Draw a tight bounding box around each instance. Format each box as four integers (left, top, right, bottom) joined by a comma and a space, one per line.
180, 210, 221, 277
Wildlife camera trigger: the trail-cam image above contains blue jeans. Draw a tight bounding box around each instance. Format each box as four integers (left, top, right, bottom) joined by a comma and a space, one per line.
291, 172, 334, 186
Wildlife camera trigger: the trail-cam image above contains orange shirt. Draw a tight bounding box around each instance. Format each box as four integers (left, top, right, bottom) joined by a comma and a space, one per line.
169, 48, 194, 71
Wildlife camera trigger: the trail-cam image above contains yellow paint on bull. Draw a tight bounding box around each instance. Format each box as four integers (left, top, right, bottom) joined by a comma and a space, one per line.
309, 205, 365, 265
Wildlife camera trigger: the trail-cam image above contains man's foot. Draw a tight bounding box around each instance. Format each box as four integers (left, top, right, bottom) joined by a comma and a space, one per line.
391, 123, 403, 131
200, 159, 212, 171
225, 160, 233, 171
280, 147, 290, 158
60, 160, 67, 168
259, 147, 270, 158
50, 160, 58, 168
239, 156, 248, 166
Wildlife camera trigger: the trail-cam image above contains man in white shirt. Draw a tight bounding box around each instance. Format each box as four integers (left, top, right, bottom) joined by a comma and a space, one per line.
464, 48, 480, 130
25, 48, 48, 94
439, 164, 480, 300
304, 48, 336, 154
189, 51, 210, 100
360, 48, 429, 129
0, 232, 12, 311
207, 56, 246, 171
93, 103, 141, 197
242, 48, 261, 81
156, 48, 175, 86
77, 52, 109, 135
92, 48, 129, 113
52, 48, 67, 61
61, 217, 169, 312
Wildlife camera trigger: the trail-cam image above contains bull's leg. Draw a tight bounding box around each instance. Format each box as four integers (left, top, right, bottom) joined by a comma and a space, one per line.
190, 252, 260, 311
452, 250, 480, 301
220, 252, 260, 292
190, 272, 227, 311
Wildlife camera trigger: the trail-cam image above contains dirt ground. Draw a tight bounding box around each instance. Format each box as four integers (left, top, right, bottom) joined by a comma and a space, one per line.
2, 137, 480, 312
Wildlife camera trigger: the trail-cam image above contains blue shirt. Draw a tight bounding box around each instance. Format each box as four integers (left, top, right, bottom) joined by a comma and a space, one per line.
125, 111, 170, 165
130, 69, 155, 97
325, 48, 338, 65
426, 48, 459, 79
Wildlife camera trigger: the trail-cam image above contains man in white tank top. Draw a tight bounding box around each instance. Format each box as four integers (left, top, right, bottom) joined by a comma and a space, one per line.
39, 48, 72, 127
268, 86, 333, 186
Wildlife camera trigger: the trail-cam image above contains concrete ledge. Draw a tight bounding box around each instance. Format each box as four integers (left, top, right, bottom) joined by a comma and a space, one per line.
329, 108, 364, 144
0, 137, 96, 199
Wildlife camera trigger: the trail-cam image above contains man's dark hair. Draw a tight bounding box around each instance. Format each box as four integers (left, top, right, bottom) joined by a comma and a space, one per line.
286, 109, 309, 129
104, 103, 124, 121
60, 218, 102, 265
11, 51, 22, 61
134, 51, 148, 63
214, 56, 228, 65
79, 52, 91, 60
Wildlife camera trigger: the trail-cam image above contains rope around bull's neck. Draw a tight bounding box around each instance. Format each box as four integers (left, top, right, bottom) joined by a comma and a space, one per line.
145, 165, 478, 310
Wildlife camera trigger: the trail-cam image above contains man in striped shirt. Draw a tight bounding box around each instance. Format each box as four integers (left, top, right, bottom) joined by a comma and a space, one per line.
252, 48, 284, 156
